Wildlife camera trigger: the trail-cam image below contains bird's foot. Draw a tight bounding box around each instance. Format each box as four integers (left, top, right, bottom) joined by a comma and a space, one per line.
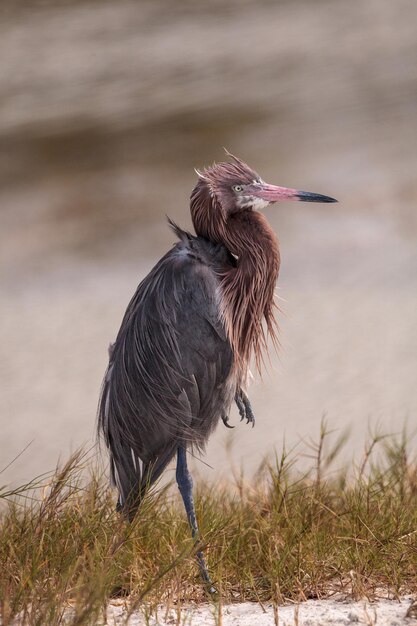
243, 400, 255, 427
196, 549, 217, 594
221, 414, 234, 429
234, 390, 256, 428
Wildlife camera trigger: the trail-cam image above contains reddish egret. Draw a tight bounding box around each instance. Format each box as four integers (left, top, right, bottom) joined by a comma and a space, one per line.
98, 153, 336, 588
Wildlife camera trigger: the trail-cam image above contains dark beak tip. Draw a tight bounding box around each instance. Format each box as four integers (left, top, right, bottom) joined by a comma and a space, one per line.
297, 191, 338, 203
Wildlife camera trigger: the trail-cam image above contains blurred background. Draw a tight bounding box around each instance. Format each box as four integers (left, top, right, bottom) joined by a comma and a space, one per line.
1, 0, 416, 487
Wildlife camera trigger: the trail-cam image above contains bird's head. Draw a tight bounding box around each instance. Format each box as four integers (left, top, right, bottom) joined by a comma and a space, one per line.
190, 152, 336, 238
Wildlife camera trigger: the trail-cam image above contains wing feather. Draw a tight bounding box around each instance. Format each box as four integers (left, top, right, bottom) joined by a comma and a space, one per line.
98, 228, 235, 517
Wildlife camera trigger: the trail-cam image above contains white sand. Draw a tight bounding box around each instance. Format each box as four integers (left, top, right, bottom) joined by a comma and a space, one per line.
106, 598, 416, 626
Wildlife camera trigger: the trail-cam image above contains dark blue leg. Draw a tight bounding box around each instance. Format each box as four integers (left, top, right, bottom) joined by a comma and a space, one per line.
176, 446, 215, 592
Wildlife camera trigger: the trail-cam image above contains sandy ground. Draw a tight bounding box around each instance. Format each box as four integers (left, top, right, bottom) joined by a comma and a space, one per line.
104, 598, 417, 626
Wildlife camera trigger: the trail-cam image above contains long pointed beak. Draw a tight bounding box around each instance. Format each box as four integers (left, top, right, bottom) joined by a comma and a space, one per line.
253, 183, 337, 204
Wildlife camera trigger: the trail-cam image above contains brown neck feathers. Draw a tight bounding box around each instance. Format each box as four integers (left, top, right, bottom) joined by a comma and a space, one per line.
220, 211, 280, 376
191, 183, 280, 377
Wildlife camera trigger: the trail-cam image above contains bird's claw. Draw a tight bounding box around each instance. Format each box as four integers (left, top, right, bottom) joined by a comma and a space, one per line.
235, 394, 246, 421
245, 405, 256, 428
221, 414, 234, 429
234, 390, 256, 428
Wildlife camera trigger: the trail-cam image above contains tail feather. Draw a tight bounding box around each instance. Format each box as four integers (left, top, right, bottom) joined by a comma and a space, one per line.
111, 442, 178, 522
98, 357, 179, 521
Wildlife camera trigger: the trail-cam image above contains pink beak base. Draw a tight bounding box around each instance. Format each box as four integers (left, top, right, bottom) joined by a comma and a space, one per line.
255, 183, 337, 204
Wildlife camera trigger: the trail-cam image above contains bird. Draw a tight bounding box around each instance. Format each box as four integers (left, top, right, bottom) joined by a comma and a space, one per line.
98, 152, 336, 589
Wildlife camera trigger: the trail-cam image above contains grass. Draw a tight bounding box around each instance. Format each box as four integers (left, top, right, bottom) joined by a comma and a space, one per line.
0, 425, 416, 625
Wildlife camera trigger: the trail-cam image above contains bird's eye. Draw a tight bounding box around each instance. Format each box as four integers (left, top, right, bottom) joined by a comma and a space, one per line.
232, 185, 243, 193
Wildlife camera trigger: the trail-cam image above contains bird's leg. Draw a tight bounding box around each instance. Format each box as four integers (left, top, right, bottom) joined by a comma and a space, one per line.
234, 388, 256, 427
176, 446, 216, 593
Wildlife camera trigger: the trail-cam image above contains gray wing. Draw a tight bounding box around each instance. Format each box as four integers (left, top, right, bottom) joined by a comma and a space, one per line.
98, 228, 234, 517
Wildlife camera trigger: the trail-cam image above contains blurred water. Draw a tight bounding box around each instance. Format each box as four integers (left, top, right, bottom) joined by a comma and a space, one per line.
1, 0, 417, 486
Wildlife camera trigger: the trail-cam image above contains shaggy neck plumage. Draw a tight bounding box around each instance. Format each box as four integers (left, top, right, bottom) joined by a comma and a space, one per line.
191, 182, 280, 377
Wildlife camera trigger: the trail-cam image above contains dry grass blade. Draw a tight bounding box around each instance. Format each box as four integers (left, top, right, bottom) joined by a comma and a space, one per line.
0, 429, 416, 625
